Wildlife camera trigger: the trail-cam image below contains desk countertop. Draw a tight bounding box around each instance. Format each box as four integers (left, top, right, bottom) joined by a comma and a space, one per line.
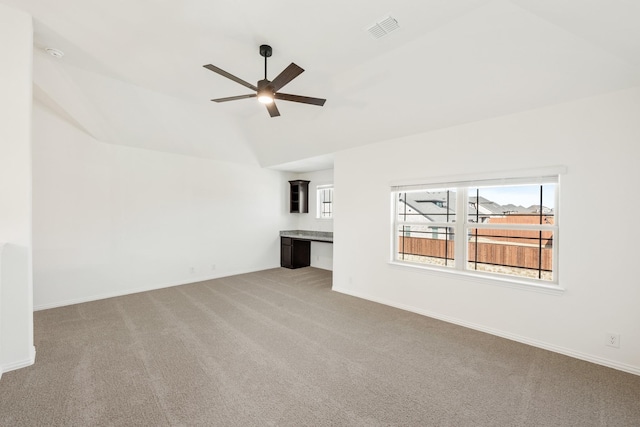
280, 230, 333, 243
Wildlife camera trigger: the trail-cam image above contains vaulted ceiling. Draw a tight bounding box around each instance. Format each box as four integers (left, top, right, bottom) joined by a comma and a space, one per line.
4, 0, 640, 171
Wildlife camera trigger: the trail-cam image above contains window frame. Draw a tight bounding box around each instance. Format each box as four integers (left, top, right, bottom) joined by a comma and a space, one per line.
316, 184, 334, 220
390, 169, 563, 290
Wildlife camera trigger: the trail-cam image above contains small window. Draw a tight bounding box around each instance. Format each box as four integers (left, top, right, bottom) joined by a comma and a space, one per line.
317, 185, 333, 219
393, 174, 559, 285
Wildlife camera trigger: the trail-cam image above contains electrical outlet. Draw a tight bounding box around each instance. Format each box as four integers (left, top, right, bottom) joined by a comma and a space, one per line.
605, 333, 620, 348
211, 264, 216, 271
190, 267, 195, 274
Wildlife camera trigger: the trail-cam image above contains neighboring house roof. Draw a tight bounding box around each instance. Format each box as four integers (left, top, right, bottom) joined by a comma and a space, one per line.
399, 192, 455, 222
501, 204, 529, 214
469, 196, 504, 216
526, 205, 554, 214
399, 192, 553, 223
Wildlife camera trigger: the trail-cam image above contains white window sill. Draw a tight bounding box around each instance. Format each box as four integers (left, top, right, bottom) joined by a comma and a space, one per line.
388, 261, 565, 295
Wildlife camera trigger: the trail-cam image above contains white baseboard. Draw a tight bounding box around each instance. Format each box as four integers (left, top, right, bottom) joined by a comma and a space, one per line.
332, 287, 640, 377
33, 265, 278, 311
1, 345, 36, 375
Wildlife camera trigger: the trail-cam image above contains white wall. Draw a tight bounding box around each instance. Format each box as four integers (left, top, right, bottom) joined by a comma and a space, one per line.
32, 101, 294, 309
0, 3, 35, 375
291, 169, 333, 270
333, 86, 640, 375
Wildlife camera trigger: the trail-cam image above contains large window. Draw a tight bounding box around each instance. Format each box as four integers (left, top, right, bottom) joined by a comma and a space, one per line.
393, 175, 559, 285
317, 185, 333, 219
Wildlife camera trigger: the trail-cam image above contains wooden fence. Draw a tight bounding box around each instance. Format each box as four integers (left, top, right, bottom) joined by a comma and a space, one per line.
474, 215, 554, 246
399, 236, 455, 260
398, 236, 552, 271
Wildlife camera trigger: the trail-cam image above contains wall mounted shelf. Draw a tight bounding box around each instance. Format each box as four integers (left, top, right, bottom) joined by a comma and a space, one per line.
289, 180, 310, 213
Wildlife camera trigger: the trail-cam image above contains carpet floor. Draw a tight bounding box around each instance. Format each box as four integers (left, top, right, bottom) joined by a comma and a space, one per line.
1, 267, 639, 426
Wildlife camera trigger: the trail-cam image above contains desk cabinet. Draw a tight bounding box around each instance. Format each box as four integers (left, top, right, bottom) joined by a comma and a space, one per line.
281, 237, 311, 269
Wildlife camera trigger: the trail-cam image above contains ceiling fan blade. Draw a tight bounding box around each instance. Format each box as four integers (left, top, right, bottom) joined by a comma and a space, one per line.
275, 93, 326, 106
266, 102, 280, 118
203, 64, 258, 91
269, 63, 304, 92
211, 94, 257, 103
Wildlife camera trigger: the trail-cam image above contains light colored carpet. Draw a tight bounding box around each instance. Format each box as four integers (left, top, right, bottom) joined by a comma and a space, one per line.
1, 267, 639, 426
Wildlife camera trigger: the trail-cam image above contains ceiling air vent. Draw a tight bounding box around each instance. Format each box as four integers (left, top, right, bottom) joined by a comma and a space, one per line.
367, 16, 399, 39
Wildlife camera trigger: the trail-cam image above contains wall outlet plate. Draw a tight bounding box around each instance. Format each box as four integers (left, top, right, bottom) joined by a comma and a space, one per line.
605, 333, 620, 348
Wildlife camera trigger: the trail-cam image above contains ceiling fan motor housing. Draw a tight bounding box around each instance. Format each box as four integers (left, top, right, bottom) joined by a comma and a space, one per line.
257, 79, 272, 90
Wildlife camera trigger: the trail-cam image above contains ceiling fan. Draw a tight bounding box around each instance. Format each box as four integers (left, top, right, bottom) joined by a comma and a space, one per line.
203, 45, 326, 118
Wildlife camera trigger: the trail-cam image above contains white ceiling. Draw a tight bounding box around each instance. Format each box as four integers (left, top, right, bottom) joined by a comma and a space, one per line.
4, 0, 640, 172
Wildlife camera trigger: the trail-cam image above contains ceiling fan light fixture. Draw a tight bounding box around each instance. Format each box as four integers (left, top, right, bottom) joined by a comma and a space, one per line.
258, 88, 273, 104
258, 92, 274, 104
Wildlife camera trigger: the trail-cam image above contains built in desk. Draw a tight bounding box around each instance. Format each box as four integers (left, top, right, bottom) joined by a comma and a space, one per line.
279, 230, 333, 269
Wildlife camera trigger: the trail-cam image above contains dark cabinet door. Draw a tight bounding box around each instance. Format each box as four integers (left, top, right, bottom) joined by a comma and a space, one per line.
292, 240, 311, 268
281, 239, 293, 268
281, 237, 310, 269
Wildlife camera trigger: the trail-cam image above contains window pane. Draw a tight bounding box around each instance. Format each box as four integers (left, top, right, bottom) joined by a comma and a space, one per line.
317, 187, 333, 219
397, 190, 456, 223
467, 228, 554, 281
467, 184, 555, 225
397, 225, 455, 267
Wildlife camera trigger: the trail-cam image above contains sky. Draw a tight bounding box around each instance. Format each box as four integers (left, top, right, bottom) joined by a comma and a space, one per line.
474, 184, 555, 208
